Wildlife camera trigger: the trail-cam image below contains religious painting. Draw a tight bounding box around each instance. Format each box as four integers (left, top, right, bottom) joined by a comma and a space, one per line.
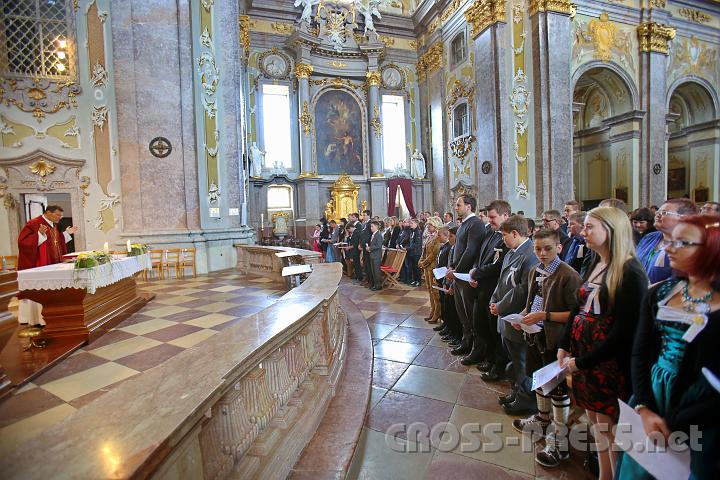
694, 187, 709, 204
613, 187, 628, 204
668, 167, 686, 191
315, 89, 364, 175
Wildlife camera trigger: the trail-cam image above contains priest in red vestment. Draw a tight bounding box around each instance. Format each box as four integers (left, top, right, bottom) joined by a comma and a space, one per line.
17, 205, 78, 325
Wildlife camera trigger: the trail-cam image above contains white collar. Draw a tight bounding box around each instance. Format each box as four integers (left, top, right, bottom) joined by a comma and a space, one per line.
41, 215, 55, 226
462, 212, 475, 220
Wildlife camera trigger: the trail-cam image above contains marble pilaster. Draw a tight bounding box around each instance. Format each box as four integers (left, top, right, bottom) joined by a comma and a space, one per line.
296, 63, 314, 177
369, 178, 387, 217
530, 7, 574, 211
473, 22, 511, 206
367, 71, 384, 177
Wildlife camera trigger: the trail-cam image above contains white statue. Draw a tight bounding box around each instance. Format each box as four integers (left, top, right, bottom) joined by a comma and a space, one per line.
271, 160, 288, 176
250, 142, 265, 178
411, 149, 426, 179
294, 0, 321, 24
208, 181, 220, 205
356, 0, 388, 36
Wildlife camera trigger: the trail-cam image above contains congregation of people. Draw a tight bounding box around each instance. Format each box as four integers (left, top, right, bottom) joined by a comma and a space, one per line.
315, 197, 720, 479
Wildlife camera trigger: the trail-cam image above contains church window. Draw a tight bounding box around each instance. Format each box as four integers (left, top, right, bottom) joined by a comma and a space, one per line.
260, 83, 292, 169
452, 102, 468, 139
267, 185, 293, 211
1, 0, 75, 79
381, 94, 407, 171
451, 32, 466, 66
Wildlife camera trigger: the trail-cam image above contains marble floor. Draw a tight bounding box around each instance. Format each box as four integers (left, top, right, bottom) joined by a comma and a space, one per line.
0, 271, 286, 456
340, 280, 594, 480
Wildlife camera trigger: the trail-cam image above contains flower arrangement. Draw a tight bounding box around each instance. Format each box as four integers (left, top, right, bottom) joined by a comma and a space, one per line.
127, 243, 149, 257
74, 251, 112, 269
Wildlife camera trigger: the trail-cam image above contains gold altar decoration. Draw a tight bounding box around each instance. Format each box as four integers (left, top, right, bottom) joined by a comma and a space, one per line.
299, 101, 312, 136
271, 211, 290, 233
528, 0, 573, 16
30, 159, 56, 178
416, 42, 443, 81
465, 0, 507, 39
270, 22, 295, 35
324, 174, 359, 222
370, 105, 382, 138
366, 71, 381, 87
239, 15, 252, 65
637, 21, 675, 54
18, 326, 46, 351
294, 63, 314, 79
446, 80, 475, 120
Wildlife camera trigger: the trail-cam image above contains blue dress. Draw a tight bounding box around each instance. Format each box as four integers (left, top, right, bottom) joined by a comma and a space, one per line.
615, 284, 718, 479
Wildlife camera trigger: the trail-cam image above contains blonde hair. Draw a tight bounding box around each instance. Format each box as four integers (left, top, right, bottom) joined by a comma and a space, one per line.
587, 206, 636, 305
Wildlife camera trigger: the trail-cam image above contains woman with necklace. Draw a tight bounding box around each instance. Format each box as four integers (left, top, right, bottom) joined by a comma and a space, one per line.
557, 207, 649, 480
616, 216, 720, 479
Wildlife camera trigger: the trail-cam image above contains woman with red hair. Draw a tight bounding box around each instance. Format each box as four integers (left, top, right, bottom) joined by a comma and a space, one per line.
616, 215, 720, 479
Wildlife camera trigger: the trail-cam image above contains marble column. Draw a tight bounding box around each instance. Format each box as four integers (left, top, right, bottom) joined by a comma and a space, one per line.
637, 21, 675, 206
367, 70, 384, 178
295, 63, 315, 178
529, 1, 574, 211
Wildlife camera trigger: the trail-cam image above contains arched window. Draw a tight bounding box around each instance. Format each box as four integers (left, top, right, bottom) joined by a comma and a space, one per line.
451, 32, 467, 67
1, 0, 75, 79
452, 102, 469, 139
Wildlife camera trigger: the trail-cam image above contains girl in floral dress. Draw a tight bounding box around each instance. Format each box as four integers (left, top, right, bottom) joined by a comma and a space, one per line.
558, 207, 648, 480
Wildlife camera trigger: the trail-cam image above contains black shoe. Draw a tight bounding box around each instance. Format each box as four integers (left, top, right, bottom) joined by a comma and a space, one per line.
448, 339, 462, 348
498, 390, 517, 406
503, 397, 539, 416
450, 344, 471, 356
433, 324, 446, 332
480, 370, 504, 382
476, 360, 492, 373
460, 350, 484, 366
371, 286, 381, 291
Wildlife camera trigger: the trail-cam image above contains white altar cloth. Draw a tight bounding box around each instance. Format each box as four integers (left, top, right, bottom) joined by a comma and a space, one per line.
18, 254, 151, 295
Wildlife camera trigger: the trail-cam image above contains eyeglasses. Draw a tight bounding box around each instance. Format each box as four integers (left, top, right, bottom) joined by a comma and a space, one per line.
662, 240, 704, 249
542, 218, 558, 224
655, 210, 683, 218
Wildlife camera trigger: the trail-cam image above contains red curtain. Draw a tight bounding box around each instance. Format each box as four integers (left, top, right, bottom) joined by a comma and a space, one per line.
387, 178, 416, 218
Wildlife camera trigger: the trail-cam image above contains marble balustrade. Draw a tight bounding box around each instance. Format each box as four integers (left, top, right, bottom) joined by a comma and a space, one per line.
234, 245, 324, 282
0, 261, 346, 480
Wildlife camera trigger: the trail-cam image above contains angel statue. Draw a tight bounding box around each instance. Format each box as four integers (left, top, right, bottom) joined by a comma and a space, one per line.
356, 0, 389, 36
250, 142, 265, 178
411, 149, 426, 179
294, 0, 321, 24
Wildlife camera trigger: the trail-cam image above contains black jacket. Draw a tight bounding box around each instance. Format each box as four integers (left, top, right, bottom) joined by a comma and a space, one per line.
407, 227, 422, 256
470, 230, 508, 294
450, 215, 488, 273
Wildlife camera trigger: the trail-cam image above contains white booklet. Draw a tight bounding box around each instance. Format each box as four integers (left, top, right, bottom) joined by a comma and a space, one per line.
431, 285, 449, 293
501, 314, 542, 335
702, 367, 720, 393
531, 360, 568, 395
453, 272, 472, 282
433, 266, 448, 280
614, 400, 691, 480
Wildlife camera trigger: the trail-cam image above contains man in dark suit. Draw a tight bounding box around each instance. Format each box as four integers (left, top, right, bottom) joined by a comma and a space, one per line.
465, 200, 511, 371
446, 195, 488, 355
437, 227, 462, 345
343, 224, 362, 282
367, 220, 384, 290
561, 211, 591, 275
541, 209, 571, 253
359, 210, 373, 286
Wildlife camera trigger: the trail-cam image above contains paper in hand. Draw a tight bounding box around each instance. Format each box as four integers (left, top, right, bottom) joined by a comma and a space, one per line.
501, 314, 542, 334
453, 272, 472, 282
432, 285, 449, 293
702, 367, 720, 393
531, 360, 568, 394
433, 266, 448, 280
614, 400, 691, 480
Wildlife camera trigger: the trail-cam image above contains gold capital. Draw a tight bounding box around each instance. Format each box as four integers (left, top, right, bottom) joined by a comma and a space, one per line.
465, 0, 507, 39
528, 0, 573, 17
295, 63, 314, 79
366, 71, 381, 87
416, 41, 443, 81
298, 171, 319, 178
637, 22, 675, 54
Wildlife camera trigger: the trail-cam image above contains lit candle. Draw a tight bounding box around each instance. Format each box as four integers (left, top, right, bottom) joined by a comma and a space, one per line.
103, 242, 109, 254
126, 240, 132, 253
261, 213, 264, 230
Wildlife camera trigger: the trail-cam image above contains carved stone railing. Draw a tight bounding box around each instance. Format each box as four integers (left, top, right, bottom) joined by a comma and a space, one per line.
234, 245, 323, 282
0, 262, 346, 480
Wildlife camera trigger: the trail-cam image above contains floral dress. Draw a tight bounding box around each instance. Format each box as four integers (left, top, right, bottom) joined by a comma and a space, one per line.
569, 281, 628, 419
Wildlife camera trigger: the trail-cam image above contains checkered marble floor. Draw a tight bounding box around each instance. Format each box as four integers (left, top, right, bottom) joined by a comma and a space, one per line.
0, 271, 286, 455
341, 279, 594, 480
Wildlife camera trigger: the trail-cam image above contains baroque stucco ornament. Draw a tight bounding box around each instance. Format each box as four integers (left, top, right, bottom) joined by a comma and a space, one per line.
637, 22, 675, 55
464, 0, 507, 39
0, 78, 81, 122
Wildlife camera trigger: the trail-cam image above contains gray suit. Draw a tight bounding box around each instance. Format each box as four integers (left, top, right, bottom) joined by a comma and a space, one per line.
450, 215, 489, 348
369, 230, 384, 288
489, 238, 538, 392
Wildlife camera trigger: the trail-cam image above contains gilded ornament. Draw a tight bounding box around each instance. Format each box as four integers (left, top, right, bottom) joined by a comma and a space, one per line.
259, 49, 292, 79
79, 176, 91, 207
678, 8, 712, 24
370, 105, 382, 138
270, 22, 295, 35
329, 60, 347, 68
295, 63, 314, 79
238, 15, 252, 65
465, 0, 507, 39
528, 0, 573, 16
0, 78, 80, 122
450, 134, 475, 159
650, 0, 666, 7
416, 42, 443, 81
299, 101, 312, 136
668, 36, 717, 80
30, 159, 56, 178
366, 71, 381, 87
637, 21, 675, 54
440, 0, 462, 23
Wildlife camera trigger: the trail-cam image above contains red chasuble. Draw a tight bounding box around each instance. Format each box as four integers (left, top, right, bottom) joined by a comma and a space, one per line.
17, 215, 67, 271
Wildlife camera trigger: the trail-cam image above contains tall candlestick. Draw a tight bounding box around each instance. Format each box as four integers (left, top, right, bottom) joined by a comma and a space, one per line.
126, 239, 132, 253
103, 242, 109, 254
261, 213, 264, 230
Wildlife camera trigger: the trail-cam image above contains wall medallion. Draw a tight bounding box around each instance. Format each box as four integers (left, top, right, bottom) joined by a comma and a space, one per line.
259, 49, 292, 79
149, 137, 172, 158
653, 163, 662, 175
481, 161, 491, 175
380, 64, 405, 90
